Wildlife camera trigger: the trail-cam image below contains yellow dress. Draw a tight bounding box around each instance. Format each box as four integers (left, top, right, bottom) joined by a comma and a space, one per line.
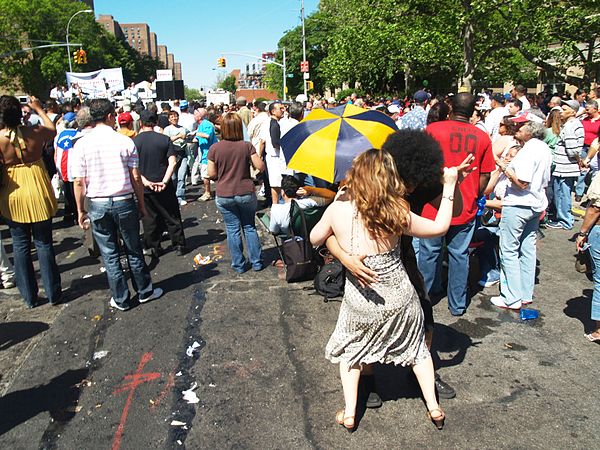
0, 128, 57, 223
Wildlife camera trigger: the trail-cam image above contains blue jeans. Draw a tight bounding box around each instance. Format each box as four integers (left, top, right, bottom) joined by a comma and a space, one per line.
588, 225, 600, 322
7, 219, 61, 307
575, 147, 589, 197
172, 152, 189, 201
498, 206, 540, 305
89, 198, 153, 308
215, 193, 263, 272
552, 176, 576, 229
473, 225, 500, 284
418, 220, 476, 315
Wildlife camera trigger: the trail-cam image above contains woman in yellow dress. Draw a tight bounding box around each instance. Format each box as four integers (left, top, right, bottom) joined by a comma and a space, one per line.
0, 96, 61, 307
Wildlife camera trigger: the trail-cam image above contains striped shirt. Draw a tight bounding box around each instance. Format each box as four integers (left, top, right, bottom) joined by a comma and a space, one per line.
70, 124, 139, 198
552, 118, 584, 178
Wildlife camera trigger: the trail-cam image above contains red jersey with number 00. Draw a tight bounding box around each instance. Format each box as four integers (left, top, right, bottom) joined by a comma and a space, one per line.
422, 120, 495, 225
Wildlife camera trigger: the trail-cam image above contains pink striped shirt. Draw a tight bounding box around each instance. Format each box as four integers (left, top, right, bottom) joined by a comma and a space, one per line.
70, 124, 139, 198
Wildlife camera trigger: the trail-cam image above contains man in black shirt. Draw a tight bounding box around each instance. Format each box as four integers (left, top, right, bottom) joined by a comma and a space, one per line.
156, 102, 171, 131
133, 110, 186, 257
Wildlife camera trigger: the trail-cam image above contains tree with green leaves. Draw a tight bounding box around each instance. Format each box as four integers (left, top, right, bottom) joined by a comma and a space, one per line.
0, 0, 164, 98
217, 74, 237, 94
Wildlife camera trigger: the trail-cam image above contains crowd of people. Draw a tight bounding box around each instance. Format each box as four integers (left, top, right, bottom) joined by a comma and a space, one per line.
0, 80, 598, 432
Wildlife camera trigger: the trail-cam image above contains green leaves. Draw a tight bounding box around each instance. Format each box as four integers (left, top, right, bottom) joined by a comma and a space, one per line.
0, 0, 165, 97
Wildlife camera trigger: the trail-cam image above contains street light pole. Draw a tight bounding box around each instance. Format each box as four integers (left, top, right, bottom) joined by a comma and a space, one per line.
283, 47, 287, 102
301, 0, 307, 97
66, 9, 93, 73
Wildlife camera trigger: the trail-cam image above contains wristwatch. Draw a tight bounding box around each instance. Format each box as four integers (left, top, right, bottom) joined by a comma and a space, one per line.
578, 231, 589, 237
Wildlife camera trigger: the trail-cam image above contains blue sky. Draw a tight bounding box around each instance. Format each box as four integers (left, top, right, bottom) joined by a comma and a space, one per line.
95, 0, 320, 89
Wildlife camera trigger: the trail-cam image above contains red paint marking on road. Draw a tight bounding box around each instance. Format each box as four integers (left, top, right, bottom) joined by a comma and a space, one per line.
111, 352, 161, 450
150, 372, 175, 410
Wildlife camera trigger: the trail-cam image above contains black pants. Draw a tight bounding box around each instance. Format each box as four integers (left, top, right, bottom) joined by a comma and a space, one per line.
142, 182, 185, 252
63, 181, 77, 219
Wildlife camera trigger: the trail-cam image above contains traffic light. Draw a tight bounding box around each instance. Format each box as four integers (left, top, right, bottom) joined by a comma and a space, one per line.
217, 57, 226, 68
73, 50, 79, 64
79, 49, 87, 65
306, 80, 314, 91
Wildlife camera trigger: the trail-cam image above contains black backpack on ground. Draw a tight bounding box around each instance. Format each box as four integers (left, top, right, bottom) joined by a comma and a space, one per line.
313, 258, 345, 301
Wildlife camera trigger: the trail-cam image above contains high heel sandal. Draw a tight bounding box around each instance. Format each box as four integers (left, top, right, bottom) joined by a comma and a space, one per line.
335, 409, 356, 433
427, 408, 445, 430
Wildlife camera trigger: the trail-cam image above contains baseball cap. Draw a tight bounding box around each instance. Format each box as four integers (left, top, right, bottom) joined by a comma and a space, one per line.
63, 112, 76, 122
510, 112, 544, 124
387, 105, 400, 114
413, 90, 430, 103
561, 99, 580, 111
139, 109, 158, 123
491, 93, 506, 104
180, 100, 189, 109
118, 112, 133, 124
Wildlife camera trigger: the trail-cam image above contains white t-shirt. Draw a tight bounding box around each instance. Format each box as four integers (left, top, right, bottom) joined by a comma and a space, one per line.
485, 107, 507, 142
178, 112, 197, 134
269, 196, 330, 235
503, 138, 552, 212
259, 118, 280, 157
518, 95, 531, 112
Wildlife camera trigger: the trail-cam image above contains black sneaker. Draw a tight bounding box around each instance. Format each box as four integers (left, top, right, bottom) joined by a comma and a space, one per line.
435, 373, 456, 399
361, 375, 382, 408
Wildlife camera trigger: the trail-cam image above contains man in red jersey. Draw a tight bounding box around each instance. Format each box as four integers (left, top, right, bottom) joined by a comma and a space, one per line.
418, 93, 496, 316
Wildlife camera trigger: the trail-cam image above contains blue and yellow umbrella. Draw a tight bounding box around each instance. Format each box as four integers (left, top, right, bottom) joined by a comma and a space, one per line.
280, 104, 398, 183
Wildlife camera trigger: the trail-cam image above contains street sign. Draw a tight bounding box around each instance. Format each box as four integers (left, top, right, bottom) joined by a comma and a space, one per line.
300, 61, 309, 73
287, 74, 294, 78
303, 72, 310, 80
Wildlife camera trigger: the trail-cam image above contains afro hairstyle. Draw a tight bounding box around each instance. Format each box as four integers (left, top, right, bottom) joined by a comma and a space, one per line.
381, 130, 443, 191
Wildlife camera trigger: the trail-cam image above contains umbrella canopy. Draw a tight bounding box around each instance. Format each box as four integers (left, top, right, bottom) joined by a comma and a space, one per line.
280, 104, 398, 183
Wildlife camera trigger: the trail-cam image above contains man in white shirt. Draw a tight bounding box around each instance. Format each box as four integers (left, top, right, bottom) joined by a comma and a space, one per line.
259, 102, 288, 204
490, 120, 552, 310
72, 99, 163, 311
511, 84, 531, 111
269, 175, 334, 235
484, 93, 508, 142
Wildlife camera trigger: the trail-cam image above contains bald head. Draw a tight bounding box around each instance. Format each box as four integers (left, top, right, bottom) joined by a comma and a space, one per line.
194, 108, 207, 121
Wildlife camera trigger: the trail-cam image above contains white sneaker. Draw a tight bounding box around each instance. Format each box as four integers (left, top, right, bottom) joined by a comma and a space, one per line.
2, 280, 15, 289
178, 199, 188, 206
110, 297, 130, 311
478, 279, 500, 288
490, 296, 521, 310
199, 192, 212, 201
139, 287, 163, 304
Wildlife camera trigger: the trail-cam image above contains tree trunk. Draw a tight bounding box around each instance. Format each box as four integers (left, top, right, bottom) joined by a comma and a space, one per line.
404, 64, 411, 95
461, 2, 475, 92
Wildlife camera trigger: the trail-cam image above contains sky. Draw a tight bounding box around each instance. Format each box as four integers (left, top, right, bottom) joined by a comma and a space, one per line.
94, 0, 320, 89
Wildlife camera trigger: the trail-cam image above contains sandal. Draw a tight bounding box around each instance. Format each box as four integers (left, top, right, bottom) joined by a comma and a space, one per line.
335, 409, 355, 433
427, 408, 445, 430
584, 332, 600, 342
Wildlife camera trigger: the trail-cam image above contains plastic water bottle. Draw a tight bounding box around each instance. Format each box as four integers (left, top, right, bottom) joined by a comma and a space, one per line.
520, 308, 539, 321
476, 195, 486, 217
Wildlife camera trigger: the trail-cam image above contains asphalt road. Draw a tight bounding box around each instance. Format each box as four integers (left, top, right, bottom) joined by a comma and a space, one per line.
0, 187, 598, 450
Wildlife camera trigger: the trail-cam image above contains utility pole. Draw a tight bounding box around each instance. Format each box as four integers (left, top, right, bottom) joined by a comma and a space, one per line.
283, 47, 287, 101
301, 0, 307, 97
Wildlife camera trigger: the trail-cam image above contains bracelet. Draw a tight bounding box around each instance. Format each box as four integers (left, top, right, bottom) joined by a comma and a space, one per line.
578, 231, 589, 237
442, 195, 454, 201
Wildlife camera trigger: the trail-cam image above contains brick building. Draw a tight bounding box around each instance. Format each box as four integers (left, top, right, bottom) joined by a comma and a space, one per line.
96, 15, 183, 78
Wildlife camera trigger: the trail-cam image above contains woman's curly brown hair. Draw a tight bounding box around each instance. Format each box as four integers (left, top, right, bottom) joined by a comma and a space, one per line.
346, 148, 410, 240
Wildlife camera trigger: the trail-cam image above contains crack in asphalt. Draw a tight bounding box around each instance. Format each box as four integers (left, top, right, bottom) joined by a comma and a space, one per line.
165, 286, 206, 450
277, 290, 319, 450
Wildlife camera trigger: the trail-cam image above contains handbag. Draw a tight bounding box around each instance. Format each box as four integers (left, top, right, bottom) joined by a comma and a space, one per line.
279, 201, 318, 282
314, 258, 345, 301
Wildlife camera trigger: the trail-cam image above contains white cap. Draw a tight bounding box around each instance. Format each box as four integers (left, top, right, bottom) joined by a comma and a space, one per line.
295, 94, 308, 103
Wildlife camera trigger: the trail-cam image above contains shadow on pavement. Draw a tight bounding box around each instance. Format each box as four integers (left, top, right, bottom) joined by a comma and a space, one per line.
0, 368, 89, 436
0, 321, 50, 351
564, 289, 595, 332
